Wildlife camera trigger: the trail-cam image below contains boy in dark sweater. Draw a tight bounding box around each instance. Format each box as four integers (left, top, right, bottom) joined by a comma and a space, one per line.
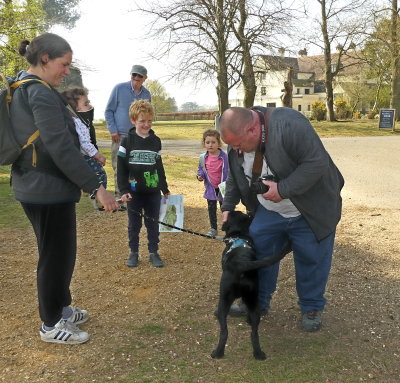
117, 100, 170, 267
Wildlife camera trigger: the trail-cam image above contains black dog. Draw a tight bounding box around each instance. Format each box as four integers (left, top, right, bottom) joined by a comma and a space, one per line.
211, 211, 290, 360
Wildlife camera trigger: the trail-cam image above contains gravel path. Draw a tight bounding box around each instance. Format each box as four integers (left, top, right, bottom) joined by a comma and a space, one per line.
99, 136, 400, 210
322, 136, 400, 209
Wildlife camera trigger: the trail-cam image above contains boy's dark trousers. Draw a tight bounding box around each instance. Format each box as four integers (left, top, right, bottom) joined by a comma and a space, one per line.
21, 202, 76, 327
127, 192, 161, 253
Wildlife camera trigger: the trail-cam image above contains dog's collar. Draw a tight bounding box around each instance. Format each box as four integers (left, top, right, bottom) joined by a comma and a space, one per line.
224, 237, 253, 255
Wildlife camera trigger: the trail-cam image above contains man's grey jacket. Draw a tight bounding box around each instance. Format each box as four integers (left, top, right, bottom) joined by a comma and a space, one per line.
221, 106, 345, 241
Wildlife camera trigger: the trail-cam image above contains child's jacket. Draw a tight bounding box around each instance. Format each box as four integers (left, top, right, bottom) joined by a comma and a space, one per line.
117, 127, 169, 195
197, 149, 229, 201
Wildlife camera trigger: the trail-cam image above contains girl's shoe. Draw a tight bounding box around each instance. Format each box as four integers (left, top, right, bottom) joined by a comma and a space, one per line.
207, 228, 218, 237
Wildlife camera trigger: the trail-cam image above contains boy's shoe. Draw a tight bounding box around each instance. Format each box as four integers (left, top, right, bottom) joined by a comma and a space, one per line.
40, 319, 90, 344
302, 310, 322, 332
65, 306, 89, 325
207, 228, 218, 237
149, 253, 164, 267
126, 252, 139, 267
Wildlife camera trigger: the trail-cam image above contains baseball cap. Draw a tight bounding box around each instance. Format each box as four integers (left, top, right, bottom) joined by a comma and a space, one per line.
130, 65, 147, 77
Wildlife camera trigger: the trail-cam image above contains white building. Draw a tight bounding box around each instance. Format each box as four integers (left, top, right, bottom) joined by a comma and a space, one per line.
230, 53, 372, 116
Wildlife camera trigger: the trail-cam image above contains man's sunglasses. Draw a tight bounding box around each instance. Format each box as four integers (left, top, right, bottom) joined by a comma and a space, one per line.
131, 73, 144, 79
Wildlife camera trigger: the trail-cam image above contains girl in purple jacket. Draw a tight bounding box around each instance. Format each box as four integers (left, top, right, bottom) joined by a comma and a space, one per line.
196, 129, 229, 237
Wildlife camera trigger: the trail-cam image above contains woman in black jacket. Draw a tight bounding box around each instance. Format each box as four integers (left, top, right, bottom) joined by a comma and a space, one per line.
10, 33, 118, 344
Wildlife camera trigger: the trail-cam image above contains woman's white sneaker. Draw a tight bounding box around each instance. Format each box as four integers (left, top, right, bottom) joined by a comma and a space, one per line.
40, 319, 90, 344
66, 306, 89, 325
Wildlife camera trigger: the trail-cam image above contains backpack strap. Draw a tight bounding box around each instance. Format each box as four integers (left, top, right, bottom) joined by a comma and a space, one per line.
10, 78, 50, 90
10, 78, 50, 167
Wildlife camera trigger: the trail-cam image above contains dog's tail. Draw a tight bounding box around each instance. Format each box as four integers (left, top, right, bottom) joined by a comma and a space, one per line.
237, 241, 291, 273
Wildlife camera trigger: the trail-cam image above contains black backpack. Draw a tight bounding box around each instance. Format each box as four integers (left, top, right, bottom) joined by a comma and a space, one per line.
0, 73, 50, 166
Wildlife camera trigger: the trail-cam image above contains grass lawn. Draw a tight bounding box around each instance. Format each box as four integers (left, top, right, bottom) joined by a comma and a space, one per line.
94, 118, 400, 141
94, 120, 216, 140
1, 118, 399, 229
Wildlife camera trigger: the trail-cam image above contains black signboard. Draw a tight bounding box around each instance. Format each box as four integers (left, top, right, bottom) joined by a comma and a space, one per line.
378, 109, 396, 130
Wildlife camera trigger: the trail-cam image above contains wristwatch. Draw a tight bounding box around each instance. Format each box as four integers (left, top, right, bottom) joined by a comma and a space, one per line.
89, 187, 100, 200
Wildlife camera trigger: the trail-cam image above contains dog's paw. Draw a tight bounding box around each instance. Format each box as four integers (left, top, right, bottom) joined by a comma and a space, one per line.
211, 349, 224, 359
254, 350, 266, 360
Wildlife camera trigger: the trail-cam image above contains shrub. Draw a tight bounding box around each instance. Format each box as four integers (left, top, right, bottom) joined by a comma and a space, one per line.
367, 109, 377, 119
311, 101, 327, 121
335, 98, 352, 119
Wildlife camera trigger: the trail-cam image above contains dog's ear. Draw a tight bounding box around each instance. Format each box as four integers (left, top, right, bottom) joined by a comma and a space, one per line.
240, 213, 252, 230
221, 211, 235, 233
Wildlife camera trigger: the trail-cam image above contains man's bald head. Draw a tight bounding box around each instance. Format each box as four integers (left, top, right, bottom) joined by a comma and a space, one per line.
220, 107, 253, 138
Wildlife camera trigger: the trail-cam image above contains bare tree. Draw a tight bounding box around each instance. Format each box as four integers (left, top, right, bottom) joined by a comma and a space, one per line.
136, 0, 237, 114
229, 0, 295, 107
301, 0, 373, 121
390, 0, 400, 118
136, 0, 296, 112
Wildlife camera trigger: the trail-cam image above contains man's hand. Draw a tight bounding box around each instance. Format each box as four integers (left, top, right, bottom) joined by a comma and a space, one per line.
111, 132, 120, 143
262, 181, 282, 203
96, 186, 120, 211
222, 211, 230, 222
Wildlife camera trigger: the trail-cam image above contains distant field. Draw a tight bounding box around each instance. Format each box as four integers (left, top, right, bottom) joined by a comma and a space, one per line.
94, 120, 215, 140
94, 118, 400, 141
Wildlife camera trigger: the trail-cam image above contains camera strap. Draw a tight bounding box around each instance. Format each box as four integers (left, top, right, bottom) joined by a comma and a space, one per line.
250, 108, 269, 183
251, 150, 263, 182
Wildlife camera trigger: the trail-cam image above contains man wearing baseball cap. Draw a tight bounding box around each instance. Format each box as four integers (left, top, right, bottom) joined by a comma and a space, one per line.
105, 65, 152, 203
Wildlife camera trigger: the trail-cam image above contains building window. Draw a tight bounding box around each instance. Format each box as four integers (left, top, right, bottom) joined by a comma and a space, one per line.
296, 88, 300, 94
307, 104, 311, 111
260, 72, 266, 80
305, 88, 310, 94
298, 105, 302, 111
266, 102, 276, 107
261, 87, 266, 95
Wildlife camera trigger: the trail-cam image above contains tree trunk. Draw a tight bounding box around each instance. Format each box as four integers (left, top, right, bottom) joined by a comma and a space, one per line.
216, 0, 230, 114
236, 0, 256, 108
281, 67, 293, 108
320, 0, 336, 121
372, 77, 383, 112
390, 0, 400, 120
217, 69, 230, 114
242, 55, 256, 108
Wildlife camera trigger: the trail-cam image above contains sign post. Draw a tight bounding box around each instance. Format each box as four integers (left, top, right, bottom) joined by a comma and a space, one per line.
378, 109, 396, 131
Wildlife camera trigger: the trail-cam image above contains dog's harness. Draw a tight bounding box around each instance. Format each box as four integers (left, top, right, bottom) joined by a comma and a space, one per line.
222, 237, 254, 264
